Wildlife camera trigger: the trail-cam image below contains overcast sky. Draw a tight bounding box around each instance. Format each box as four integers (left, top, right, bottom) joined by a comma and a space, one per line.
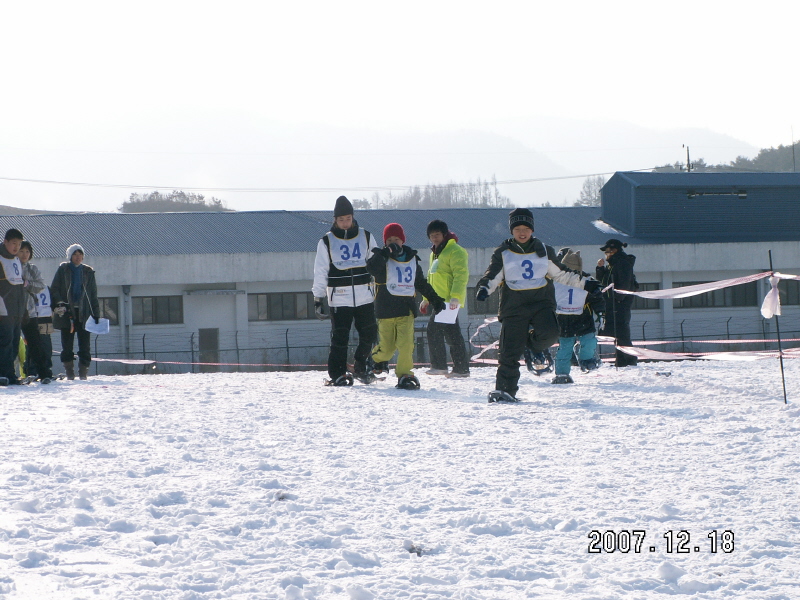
1, 0, 797, 212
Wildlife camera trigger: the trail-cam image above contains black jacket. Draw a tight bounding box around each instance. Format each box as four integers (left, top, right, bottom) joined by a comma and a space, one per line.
596, 250, 637, 309
50, 262, 100, 327
477, 237, 587, 320
366, 245, 444, 319
557, 291, 606, 338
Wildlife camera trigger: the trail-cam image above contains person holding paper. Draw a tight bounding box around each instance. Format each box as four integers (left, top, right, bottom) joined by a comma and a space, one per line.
18, 241, 54, 384
421, 219, 471, 378
50, 244, 100, 380
366, 223, 446, 390
475, 209, 601, 403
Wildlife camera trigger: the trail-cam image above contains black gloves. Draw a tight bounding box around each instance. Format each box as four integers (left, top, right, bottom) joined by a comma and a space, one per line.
583, 279, 601, 294
314, 298, 328, 320
387, 243, 402, 259
475, 286, 489, 302
94, 316, 100, 325
431, 297, 447, 314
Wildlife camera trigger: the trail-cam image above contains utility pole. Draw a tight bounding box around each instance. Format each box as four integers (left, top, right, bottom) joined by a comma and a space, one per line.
682, 144, 693, 172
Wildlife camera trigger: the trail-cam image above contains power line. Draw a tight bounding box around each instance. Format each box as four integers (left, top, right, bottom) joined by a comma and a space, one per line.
0, 168, 654, 194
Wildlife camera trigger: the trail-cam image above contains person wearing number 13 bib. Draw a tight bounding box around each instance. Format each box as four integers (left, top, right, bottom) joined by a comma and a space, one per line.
18, 241, 54, 383
0, 228, 28, 385
312, 196, 379, 384
475, 209, 601, 401
366, 223, 446, 390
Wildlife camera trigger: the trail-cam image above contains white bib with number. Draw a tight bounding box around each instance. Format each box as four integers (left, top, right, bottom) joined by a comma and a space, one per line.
554, 282, 588, 315
327, 229, 368, 270
385, 257, 416, 296
0, 255, 24, 285
35, 287, 53, 317
502, 250, 548, 290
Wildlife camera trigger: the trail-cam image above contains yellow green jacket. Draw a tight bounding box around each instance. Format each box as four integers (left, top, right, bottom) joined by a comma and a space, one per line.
427, 239, 469, 305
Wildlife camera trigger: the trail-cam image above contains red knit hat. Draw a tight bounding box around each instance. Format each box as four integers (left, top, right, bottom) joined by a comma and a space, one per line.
383, 223, 405, 244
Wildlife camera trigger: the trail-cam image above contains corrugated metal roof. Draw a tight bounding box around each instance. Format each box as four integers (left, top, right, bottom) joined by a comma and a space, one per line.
617, 171, 800, 188
0, 208, 609, 258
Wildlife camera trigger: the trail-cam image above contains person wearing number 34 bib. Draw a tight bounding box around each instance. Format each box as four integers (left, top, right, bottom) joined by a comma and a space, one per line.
312, 196, 379, 385
475, 208, 601, 402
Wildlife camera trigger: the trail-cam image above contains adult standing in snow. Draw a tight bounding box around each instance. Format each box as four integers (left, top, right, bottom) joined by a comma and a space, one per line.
51, 244, 100, 380
596, 239, 638, 367
312, 196, 379, 386
18, 241, 54, 383
0, 228, 27, 385
366, 223, 446, 390
421, 219, 471, 378
475, 209, 601, 402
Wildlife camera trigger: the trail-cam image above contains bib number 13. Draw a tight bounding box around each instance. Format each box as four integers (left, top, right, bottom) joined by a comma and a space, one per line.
395, 266, 413, 283
340, 243, 361, 261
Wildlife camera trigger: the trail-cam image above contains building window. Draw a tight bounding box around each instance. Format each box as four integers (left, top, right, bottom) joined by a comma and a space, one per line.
99, 297, 119, 326
467, 286, 500, 316
132, 296, 184, 324
248, 292, 315, 321
674, 282, 757, 309
632, 283, 660, 310
779, 279, 800, 306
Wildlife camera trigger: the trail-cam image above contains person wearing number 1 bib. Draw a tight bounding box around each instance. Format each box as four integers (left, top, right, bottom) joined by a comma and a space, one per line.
312, 196, 379, 386
366, 223, 446, 390
0, 228, 28, 385
475, 209, 601, 402
18, 241, 54, 383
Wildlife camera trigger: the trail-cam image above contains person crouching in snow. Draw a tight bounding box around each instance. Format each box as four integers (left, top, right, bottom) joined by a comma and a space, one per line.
475, 208, 601, 402
312, 196, 379, 386
551, 248, 605, 384
367, 223, 446, 390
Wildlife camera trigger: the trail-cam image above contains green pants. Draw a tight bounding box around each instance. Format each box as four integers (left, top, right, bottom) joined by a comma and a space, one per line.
372, 315, 416, 377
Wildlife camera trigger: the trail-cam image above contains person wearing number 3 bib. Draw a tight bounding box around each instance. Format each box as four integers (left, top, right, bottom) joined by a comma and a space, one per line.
0, 228, 28, 385
366, 223, 446, 390
475, 209, 601, 402
312, 196, 379, 386
18, 241, 54, 383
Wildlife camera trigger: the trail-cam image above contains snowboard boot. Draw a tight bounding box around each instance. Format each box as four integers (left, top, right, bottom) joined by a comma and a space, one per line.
79, 364, 89, 380
64, 362, 75, 381
552, 374, 574, 384
488, 390, 518, 403
396, 374, 420, 390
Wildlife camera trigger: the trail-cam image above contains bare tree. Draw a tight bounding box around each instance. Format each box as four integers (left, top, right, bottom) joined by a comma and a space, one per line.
574, 175, 606, 207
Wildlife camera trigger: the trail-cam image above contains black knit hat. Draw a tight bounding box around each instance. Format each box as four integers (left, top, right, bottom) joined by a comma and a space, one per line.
600, 238, 627, 251
333, 195, 354, 218
426, 219, 449, 237
509, 208, 534, 233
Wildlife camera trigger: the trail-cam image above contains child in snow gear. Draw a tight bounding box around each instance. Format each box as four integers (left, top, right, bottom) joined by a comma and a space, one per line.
51, 244, 100, 380
596, 239, 638, 367
0, 229, 28, 385
476, 208, 601, 401
367, 223, 446, 390
421, 219, 471, 377
551, 248, 605, 384
312, 196, 379, 384
18, 241, 54, 383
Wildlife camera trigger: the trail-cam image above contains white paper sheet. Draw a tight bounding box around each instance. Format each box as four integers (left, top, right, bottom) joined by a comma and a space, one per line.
433, 306, 459, 324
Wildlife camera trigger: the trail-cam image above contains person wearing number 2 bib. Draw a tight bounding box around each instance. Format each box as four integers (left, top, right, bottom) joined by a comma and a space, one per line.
312, 196, 379, 386
18, 241, 54, 383
0, 228, 28, 385
475, 209, 601, 402
366, 223, 446, 390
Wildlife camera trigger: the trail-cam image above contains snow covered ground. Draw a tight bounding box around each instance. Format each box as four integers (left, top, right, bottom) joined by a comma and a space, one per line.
1, 360, 799, 599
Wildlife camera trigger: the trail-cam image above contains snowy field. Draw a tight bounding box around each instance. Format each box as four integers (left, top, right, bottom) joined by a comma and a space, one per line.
1, 360, 799, 600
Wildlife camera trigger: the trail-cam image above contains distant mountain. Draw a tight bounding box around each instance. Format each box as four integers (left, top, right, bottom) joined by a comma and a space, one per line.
0, 204, 65, 216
